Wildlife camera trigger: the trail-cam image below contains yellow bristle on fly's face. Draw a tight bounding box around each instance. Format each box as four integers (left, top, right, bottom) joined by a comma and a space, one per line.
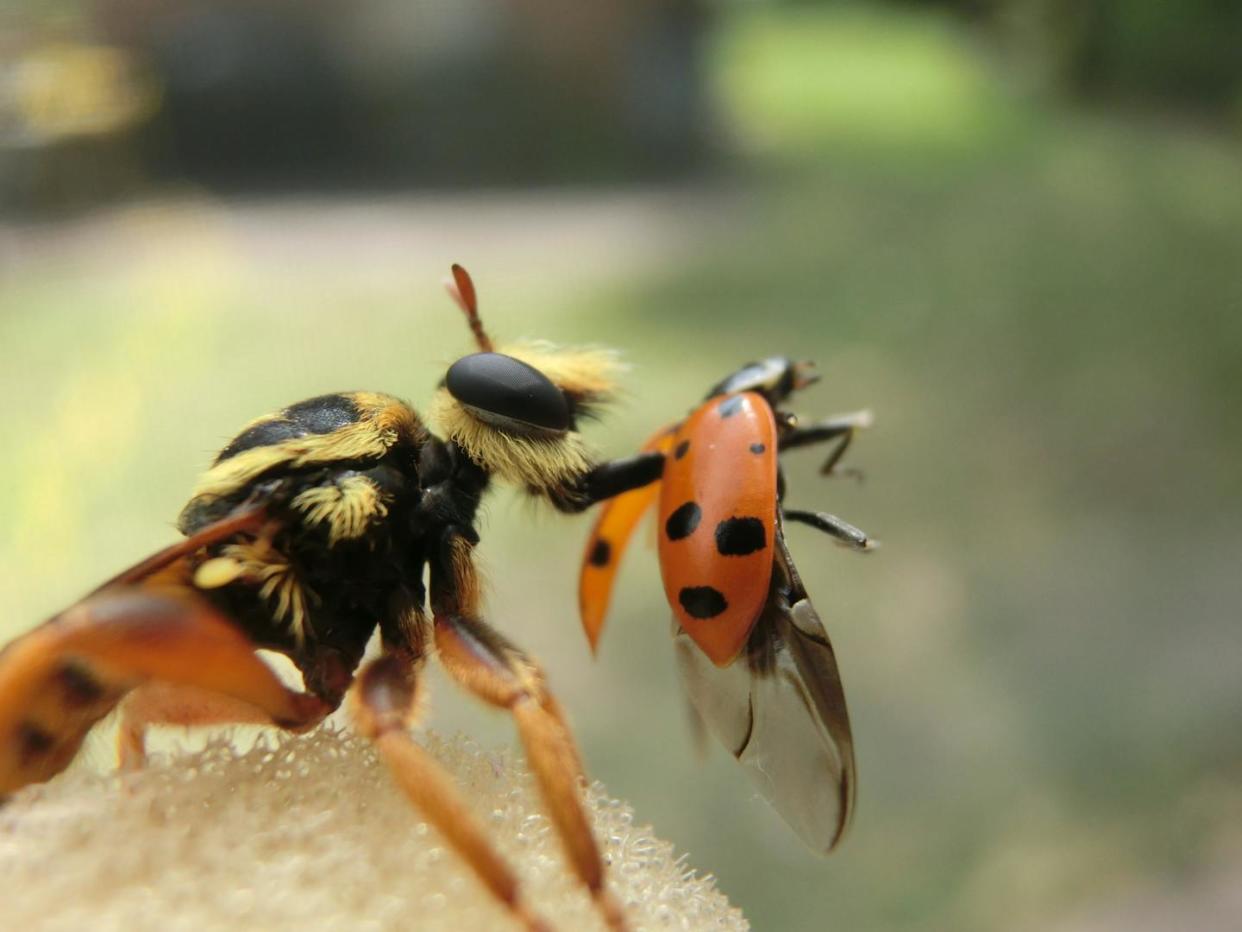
430, 343, 623, 492
498, 343, 624, 407
429, 388, 596, 491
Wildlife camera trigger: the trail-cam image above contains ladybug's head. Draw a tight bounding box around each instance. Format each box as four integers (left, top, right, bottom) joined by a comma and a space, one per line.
429, 265, 620, 492
706, 357, 820, 405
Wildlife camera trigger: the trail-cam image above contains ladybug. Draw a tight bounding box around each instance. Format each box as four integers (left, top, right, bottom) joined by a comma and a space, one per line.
0, 266, 666, 932
580, 357, 875, 851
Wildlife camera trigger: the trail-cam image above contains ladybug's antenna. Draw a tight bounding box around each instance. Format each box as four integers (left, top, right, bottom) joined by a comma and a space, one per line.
444, 263, 494, 353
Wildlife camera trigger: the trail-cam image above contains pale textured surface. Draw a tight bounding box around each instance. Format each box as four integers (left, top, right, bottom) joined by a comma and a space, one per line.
0, 728, 747, 932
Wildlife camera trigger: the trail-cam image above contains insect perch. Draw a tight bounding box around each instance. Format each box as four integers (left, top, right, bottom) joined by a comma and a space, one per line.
0, 266, 664, 932
579, 357, 875, 852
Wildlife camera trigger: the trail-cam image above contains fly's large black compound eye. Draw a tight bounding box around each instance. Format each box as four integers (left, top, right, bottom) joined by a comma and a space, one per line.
446, 352, 571, 434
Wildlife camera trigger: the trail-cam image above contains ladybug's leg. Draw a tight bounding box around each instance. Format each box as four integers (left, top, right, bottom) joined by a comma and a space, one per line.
434, 612, 626, 932
784, 509, 876, 551
779, 409, 873, 477
350, 653, 551, 932
0, 589, 327, 797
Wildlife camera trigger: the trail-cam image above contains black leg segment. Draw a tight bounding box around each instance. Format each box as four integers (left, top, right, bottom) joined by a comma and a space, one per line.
784, 509, 876, 551
550, 451, 665, 513
779, 409, 873, 478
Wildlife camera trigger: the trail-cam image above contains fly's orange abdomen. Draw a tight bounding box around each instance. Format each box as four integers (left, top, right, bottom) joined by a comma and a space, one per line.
657, 392, 777, 666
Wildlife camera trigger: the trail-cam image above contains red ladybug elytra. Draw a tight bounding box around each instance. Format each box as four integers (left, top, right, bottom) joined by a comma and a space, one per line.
581, 357, 875, 852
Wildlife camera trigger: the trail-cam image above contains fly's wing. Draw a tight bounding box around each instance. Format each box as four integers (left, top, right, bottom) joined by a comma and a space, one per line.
90, 502, 269, 594
0, 503, 322, 797
674, 523, 856, 853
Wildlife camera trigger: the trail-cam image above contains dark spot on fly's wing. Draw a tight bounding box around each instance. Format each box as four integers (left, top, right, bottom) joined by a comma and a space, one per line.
55, 661, 107, 706
679, 586, 728, 619
16, 722, 55, 762
715, 517, 767, 556
665, 502, 702, 541
589, 539, 612, 567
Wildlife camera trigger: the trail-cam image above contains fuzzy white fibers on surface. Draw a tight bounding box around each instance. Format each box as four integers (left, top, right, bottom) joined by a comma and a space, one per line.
0, 727, 746, 932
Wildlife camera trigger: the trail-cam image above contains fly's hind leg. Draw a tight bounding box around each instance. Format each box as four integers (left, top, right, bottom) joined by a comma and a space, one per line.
117, 645, 357, 771
779, 409, 873, 478
0, 588, 327, 797
118, 683, 301, 771
351, 653, 551, 932
435, 612, 628, 932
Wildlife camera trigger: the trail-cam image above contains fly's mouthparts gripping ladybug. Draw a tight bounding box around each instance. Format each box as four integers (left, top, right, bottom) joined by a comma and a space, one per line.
0, 265, 666, 932
580, 356, 876, 854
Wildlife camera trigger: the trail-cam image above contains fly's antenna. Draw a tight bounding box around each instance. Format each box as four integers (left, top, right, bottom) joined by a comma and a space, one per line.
444, 263, 494, 353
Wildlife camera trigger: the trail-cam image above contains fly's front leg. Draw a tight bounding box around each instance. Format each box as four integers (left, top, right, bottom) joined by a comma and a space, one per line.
351, 653, 551, 932
549, 451, 665, 513
779, 409, 873, 478
435, 612, 626, 932
431, 528, 626, 930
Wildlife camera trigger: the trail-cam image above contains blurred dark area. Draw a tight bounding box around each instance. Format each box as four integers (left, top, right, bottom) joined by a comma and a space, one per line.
1, 0, 715, 208
2, 2, 1240, 931
912, 0, 1242, 110
3, 0, 1240, 211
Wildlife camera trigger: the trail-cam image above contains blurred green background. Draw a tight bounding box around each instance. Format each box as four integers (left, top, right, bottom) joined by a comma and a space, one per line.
2, 2, 1241, 930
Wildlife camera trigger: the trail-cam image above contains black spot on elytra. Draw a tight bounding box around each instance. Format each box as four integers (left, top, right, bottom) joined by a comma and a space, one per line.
589, 539, 612, 567
715, 517, 767, 556
56, 662, 105, 706
665, 502, 702, 540
17, 722, 54, 761
679, 586, 728, 619
749, 442, 766, 454
674, 440, 690, 460
718, 396, 744, 418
